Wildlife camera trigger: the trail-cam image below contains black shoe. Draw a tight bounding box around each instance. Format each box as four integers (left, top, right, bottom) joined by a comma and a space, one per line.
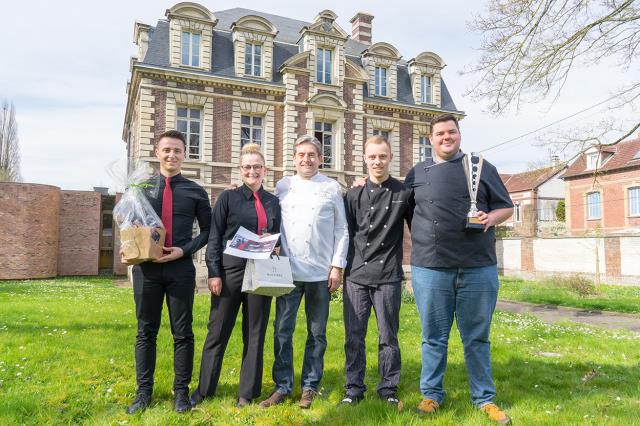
126, 392, 151, 414
339, 395, 363, 406
382, 394, 403, 410
174, 391, 192, 413
236, 397, 251, 408
189, 391, 204, 407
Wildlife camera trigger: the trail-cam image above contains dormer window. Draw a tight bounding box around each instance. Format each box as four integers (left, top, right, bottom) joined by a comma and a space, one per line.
244, 43, 262, 77
374, 66, 387, 96
316, 48, 333, 84
586, 152, 599, 169
421, 75, 432, 103
373, 129, 389, 140
181, 31, 201, 67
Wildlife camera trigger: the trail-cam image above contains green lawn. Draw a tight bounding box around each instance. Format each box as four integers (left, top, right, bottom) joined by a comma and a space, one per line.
1, 277, 639, 425
499, 276, 640, 314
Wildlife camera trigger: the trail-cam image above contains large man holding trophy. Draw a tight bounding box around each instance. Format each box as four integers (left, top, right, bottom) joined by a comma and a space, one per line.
404, 114, 513, 425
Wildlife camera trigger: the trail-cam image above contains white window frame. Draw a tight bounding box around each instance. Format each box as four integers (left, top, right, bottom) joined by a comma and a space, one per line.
373, 129, 390, 140
314, 121, 333, 169
374, 66, 387, 97
240, 115, 263, 146
514, 203, 521, 223
177, 107, 201, 160
418, 135, 432, 161
628, 187, 640, 217
421, 75, 432, 103
181, 31, 201, 67
316, 47, 332, 84
244, 42, 262, 77
586, 192, 602, 220
586, 152, 599, 170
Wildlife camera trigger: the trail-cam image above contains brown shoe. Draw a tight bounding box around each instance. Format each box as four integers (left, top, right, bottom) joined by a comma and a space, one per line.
299, 389, 317, 409
416, 398, 440, 415
480, 403, 512, 425
259, 390, 287, 408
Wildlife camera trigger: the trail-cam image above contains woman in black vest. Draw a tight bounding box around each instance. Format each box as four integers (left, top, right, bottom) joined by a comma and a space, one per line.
191, 143, 281, 407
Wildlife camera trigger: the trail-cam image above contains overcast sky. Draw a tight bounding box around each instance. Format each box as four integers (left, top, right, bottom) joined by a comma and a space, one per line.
1, 0, 636, 191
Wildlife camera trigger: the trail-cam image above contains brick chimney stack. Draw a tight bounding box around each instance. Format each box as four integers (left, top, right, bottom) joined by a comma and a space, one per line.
350, 12, 374, 45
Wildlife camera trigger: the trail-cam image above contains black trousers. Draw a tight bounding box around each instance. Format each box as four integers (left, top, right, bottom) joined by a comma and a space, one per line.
194, 259, 272, 400
343, 279, 402, 398
132, 259, 196, 394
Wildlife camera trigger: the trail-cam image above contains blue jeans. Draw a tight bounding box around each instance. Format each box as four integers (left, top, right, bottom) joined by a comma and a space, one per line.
272, 280, 330, 394
411, 265, 499, 407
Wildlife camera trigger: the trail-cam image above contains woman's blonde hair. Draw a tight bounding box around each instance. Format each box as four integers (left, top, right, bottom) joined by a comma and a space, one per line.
240, 143, 265, 163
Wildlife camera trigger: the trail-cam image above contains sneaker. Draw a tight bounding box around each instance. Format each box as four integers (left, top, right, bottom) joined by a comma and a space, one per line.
126, 391, 151, 415
299, 389, 317, 409
259, 390, 287, 408
339, 395, 363, 406
480, 403, 512, 425
236, 397, 251, 408
173, 391, 192, 413
416, 398, 440, 415
383, 395, 403, 411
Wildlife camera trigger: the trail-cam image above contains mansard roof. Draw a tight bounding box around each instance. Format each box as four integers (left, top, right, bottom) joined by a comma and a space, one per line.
139, 7, 459, 112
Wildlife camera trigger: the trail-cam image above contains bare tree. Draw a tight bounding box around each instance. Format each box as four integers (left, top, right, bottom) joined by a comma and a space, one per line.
0, 100, 22, 182
465, 0, 640, 150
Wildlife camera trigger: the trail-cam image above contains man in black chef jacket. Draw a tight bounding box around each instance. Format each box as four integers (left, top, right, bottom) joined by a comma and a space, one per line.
126, 130, 211, 414
341, 135, 413, 408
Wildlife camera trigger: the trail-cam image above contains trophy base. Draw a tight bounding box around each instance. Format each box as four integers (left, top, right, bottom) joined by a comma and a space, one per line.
465, 217, 485, 232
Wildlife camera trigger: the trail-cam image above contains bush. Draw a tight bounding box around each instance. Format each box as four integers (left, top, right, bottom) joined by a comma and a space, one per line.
556, 200, 566, 222
545, 274, 599, 297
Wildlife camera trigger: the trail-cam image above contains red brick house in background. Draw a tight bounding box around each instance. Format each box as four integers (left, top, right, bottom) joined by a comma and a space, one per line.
563, 136, 640, 235
500, 163, 566, 235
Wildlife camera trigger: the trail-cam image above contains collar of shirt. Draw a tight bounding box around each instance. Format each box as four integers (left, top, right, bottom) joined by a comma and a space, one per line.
365, 176, 394, 190
239, 183, 265, 200
433, 150, 465, 164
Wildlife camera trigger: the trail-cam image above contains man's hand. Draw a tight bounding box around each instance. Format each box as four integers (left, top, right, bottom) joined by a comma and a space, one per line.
351, 177, 367, 188
154, 246, 184, 263
477, 208, 514, 232
327, 267, 343, 292
208, 277, 222, 296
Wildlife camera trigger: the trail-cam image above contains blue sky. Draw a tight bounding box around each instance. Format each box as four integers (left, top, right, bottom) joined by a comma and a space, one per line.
1, 0, 636, 190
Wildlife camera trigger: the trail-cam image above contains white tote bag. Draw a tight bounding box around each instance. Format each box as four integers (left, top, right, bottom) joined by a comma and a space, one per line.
242, 256, 295, 297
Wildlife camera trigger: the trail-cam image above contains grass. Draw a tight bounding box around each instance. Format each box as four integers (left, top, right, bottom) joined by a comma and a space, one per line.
499, 275, 640, 314
0, 277, 639, 425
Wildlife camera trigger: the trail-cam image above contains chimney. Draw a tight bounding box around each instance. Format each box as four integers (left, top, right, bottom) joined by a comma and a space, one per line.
350, 12, 374, 45
550, 155, 561, 167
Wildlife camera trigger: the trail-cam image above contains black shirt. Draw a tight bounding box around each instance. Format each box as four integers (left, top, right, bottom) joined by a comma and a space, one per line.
144, 173, 211, 259
344, 177, 413, 285
404, 155, 513, 268
206, 185, 282, 278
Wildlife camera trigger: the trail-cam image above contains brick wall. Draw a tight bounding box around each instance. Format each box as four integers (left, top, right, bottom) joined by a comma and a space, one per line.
0, 183, 60, 280
212, 98, 232, 162
399, 122, 413, 176
152, 90, 167, 142
57, 191, 101, 276
344, 112, 355, 171
274, 105, 284, 167
295, 73, 309, 102
566, 168, 640, 234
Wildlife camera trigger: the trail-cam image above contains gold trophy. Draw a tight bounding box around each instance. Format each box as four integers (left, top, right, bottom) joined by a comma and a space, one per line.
462, 153, 485, 232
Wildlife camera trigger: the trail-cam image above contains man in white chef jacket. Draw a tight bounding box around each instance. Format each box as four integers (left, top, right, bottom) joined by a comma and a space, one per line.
259, 134, 349, 410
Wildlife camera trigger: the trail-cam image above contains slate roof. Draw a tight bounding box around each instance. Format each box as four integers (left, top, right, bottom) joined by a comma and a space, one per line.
501, 165, 565, 193
139, 8, 459, 112
563, 137, 640, 179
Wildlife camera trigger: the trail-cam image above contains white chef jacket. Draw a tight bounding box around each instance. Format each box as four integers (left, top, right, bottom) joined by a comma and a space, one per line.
275, 172, 349, 282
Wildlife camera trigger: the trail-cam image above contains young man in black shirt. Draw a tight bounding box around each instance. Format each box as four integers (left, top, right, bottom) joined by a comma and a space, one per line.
341, 135, 413, 408
126, 130, 211, 414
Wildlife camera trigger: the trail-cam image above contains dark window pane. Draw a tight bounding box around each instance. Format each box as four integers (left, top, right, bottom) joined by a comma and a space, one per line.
253, 117, 262, 126
324, 122, 332, 132
241, 115, 251, 125
190, 109, 200, 119
177, 108, 188, 118
252, 128, 262, 143
190, 121, 200, 134
241, 127, 250, 140
177, 120, 188, 133
314, 122, 322, 131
